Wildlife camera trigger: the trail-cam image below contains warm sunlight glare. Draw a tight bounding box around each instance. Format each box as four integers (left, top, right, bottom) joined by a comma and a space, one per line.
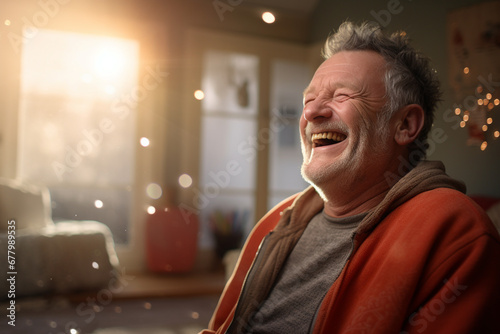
93, 46, 127, 79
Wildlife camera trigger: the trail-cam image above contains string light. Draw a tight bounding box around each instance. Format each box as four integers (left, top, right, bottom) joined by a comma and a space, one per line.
456, 75, 499, 152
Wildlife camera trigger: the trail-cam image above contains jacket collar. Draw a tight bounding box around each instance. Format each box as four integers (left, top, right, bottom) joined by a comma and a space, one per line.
284, 160, 466, 236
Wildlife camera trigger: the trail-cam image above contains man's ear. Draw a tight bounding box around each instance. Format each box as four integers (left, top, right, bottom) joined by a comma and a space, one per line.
393, 104, 425, 146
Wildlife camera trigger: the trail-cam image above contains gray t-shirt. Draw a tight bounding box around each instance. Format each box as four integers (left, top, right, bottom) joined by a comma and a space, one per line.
246, 210, 365, 334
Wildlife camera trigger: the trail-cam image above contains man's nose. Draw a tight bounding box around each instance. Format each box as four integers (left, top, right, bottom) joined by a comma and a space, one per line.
303, 100, 333, 122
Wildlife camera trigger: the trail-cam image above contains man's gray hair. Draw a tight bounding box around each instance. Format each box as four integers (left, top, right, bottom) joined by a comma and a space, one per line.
323, 21, 441, 163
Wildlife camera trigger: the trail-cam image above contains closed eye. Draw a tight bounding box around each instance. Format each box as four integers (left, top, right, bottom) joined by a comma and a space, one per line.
334, 93, 350, 102
303, 97, 316, 106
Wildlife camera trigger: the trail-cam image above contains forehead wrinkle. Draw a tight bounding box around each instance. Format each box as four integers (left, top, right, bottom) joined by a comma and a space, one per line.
304, 56, 375, 98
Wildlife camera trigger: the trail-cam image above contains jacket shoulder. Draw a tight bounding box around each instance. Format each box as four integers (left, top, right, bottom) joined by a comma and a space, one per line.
407, 188, 499, 237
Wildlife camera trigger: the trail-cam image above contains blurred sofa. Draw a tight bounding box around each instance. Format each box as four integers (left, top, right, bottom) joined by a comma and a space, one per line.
0, 178, 119, 299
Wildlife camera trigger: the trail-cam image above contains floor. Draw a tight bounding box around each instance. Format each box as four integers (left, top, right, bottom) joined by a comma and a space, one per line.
1, 269, 226, 334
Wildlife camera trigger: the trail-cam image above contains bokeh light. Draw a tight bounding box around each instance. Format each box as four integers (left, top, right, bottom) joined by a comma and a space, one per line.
178, 174, 193, 188
194, 90, 205, 100
146, 183, 163, 200
262, 12, 276, 24
140, 137, 150, 147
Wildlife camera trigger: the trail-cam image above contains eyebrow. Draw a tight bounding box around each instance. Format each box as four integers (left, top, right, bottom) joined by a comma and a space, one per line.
303, 82, 356, 98
303, 86, 314, 97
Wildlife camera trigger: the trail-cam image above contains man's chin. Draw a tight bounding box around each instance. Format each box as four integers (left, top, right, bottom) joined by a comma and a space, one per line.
301, 162, 355, 193
301, 165, 330, 188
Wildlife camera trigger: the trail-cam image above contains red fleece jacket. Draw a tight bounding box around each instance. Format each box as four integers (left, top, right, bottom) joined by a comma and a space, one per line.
201, 162, 500, 334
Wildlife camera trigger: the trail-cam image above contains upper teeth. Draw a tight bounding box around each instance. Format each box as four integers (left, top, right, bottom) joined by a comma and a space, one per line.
312, 132, 347, 142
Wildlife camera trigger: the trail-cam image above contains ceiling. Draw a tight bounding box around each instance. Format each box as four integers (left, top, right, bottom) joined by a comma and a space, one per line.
244, 0, 321, 14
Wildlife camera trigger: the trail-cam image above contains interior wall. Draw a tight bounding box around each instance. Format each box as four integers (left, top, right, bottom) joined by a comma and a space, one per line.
309, 0, 500, 197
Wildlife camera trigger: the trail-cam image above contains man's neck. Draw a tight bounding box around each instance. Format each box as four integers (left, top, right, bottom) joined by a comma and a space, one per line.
321, 180, 391, 218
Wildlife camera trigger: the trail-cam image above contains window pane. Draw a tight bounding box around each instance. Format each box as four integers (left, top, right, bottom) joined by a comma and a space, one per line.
268, 60, 310, 209
199, 49, 259, 250
200, 116, 257, 190
18, 29, 139, 244
201, 50, 259, 116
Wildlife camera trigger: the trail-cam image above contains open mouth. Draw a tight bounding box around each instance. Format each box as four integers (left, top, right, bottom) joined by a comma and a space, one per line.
311, 132, 347, 147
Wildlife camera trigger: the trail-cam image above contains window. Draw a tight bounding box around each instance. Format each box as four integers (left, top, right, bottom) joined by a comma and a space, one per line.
183, 30, 314, 252
198, 50, 259, 248
18, 29, 139, 244
268, 60, 310, 208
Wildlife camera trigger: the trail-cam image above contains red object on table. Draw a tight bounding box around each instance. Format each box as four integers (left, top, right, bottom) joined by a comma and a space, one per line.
146, 207, 199, 273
